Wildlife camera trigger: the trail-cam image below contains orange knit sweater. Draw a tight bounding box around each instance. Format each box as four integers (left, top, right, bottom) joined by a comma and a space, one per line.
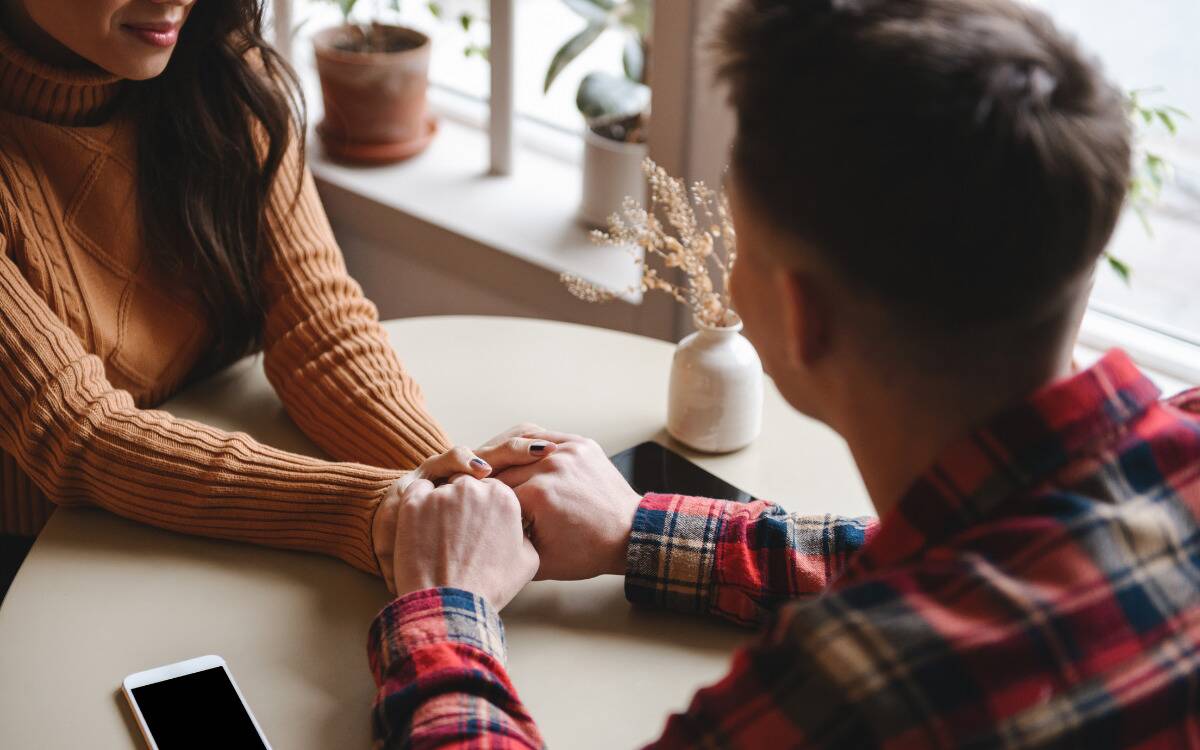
0, 31, 452, 573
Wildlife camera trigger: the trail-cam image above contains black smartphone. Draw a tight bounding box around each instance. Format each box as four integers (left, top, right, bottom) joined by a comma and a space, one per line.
609, 441, 754, 503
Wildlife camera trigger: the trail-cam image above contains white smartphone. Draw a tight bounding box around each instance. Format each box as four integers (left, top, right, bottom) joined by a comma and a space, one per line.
122, 654, 271, 749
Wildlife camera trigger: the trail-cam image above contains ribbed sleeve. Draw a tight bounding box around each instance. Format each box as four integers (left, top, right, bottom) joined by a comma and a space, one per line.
260, 138, 452, 470
0, 233, 401, 573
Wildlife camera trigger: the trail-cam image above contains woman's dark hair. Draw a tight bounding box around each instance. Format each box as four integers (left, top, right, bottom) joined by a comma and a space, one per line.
132, 0, 304, 370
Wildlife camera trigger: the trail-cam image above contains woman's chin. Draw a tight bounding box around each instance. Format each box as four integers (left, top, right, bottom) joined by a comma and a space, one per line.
96, 48, 174, 81
113, 59, 172, 81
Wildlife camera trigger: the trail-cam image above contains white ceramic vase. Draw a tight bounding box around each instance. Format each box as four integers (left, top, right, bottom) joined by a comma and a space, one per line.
579, 129, 648, 228
667, 316, 764, 453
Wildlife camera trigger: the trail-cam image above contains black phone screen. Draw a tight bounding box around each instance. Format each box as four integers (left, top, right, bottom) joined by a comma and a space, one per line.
610, 442, 754, 503
132, 667, 267, 749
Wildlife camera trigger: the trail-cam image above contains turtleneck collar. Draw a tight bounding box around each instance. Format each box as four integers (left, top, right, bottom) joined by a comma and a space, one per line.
0, 24, 124, 126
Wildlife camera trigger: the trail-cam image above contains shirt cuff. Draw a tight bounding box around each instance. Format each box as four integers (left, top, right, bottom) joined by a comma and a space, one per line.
624, 493, 735, 615
368, 587, 507, 685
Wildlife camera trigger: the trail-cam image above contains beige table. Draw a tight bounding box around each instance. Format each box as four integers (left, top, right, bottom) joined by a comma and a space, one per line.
0, 316, 871, 749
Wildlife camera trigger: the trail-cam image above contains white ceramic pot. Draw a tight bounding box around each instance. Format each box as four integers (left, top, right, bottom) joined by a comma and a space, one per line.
667, 316, 764, 453
579, 129, 648, 228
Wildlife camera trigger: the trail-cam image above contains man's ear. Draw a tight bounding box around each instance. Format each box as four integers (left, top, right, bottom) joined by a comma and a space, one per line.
776, 269, 832, 369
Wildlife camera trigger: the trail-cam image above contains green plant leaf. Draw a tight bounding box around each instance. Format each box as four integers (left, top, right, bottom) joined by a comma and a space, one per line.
1132, 202, 1155, 237
1105, 254, 1132, 285
459, 12, 473, 31
1124, 88, 1184, 241
622, 33, 645, 82
427, 1, 443, 18
562, 0, 615, 24
1144, 152, 1168, 192
622, 0, 652, 37
576, 70, 651, 124
544, 23, 605, 93
341, 0, 358, 23
1156, 110, 1178, 134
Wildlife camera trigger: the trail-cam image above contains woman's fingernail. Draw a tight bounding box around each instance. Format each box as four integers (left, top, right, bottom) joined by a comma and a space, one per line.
530, 442, 551, 454
471, 458, 490, 470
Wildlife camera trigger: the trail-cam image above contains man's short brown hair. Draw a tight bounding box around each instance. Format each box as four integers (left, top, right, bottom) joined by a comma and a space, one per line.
715, 0, 1131, 331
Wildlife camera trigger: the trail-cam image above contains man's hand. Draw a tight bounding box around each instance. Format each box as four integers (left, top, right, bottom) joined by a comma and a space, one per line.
494, 431, 643, 581
389, 475, 539, 610
374, 435, 555, 591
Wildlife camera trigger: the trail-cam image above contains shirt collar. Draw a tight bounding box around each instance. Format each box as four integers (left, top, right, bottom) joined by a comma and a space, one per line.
852, 349, 1162, 572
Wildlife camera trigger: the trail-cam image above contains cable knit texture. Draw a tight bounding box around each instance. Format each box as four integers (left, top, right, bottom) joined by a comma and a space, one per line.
0, 28, 452, 572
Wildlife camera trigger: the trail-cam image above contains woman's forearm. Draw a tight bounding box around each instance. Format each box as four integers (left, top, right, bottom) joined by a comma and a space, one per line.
258, 141, 452, 472
0, 247, 398, 573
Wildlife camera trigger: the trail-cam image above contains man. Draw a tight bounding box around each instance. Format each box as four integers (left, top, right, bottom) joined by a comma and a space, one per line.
367, 0, 1200, 746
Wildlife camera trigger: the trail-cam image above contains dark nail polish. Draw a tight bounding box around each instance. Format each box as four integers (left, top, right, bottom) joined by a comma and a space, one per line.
471, 458, 489, 469
530, 442, 549, 454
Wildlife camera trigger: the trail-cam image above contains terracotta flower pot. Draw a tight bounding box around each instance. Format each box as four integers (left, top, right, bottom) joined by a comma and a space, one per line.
313, 23, 437, 165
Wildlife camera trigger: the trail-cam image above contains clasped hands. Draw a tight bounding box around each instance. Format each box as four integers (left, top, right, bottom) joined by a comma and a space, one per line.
371, 424, 644, 609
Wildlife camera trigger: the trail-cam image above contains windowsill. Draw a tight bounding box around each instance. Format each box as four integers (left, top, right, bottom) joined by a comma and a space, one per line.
302, 91, 1197, 390
308, 114, 642, 303
1078, 306, 1199, 393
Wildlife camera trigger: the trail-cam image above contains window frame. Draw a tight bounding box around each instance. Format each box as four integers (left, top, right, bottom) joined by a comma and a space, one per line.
643, 1, 1200, 381
272, 1, 1200, 386
271, 0, 699, 339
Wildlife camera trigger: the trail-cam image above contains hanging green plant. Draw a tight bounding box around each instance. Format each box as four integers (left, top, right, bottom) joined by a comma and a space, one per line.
1107, 89, 1189, 284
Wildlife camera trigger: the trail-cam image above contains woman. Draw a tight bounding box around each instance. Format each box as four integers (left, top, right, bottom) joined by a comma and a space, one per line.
0, 0, 544, 600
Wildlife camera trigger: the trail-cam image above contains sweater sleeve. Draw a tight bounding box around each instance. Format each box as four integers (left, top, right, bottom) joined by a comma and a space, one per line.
0, 232, 400, 574
259, 140, 452, 471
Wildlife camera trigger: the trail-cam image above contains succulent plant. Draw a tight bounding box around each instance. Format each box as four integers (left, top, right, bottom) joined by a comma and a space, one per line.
544, 0, 651, 143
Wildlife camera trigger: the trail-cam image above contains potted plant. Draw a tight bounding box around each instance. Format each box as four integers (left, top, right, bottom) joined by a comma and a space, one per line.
313, 0, 438, 164
544, 0, 652, 227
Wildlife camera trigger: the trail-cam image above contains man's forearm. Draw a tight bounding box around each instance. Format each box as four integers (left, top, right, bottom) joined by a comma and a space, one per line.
624, 493, 877, 627
369, 589, 543, 749
368, 582, 850, 750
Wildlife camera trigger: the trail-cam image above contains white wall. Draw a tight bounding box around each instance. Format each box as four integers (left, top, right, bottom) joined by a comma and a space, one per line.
320, 181, 679, 340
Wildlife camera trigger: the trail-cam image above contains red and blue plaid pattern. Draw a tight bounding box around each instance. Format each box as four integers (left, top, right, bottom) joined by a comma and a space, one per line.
368, 588, 542, 748
369, 350, 1200, 748
625, 496, 876, 626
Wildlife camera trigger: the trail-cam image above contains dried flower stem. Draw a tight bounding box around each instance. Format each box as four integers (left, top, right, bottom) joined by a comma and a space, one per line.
561, 158, 739, 328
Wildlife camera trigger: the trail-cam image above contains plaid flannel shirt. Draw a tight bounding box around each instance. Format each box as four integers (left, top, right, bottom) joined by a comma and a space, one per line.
368, 350, 1200, 748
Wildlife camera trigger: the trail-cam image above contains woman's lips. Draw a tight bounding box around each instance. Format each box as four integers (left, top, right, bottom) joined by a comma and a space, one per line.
121, 22, 180, 49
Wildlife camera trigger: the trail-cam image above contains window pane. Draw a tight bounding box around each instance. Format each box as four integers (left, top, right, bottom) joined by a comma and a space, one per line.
289, 1, 648, 135
403, 1, 491, 103
514, 0, 645, 133
1027, 0, 1200, 343
289, 1, 491, 101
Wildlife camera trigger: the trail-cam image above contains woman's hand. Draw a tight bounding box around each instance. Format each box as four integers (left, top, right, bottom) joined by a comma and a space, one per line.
493, 430, 643, 581
372, 429, 556, 591
474, 422, 558, 467
389, 475, 539, 610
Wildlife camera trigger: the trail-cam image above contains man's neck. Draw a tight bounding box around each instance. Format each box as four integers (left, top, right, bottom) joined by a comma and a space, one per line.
836, 344, 1076, 521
